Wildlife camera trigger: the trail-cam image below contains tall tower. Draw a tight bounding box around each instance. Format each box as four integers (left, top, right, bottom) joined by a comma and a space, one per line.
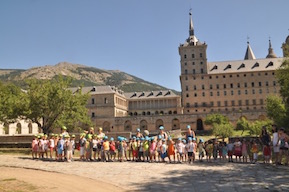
179, 11, 208, 114
282, 35, 289, 57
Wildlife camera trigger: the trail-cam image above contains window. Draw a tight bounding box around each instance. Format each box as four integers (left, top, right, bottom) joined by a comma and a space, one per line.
216, 76, 219, 79
216, 84, 219, 89
251, 82, 255, 87
260, 99, 264, 105
200, 68, 204, 74
200, 53, 203, 58
192, 54, 195, 58
186, 103, 190, 107
231, 100, 235, 106
91, 98, 95, 104
185, 76, 188, 80
194, 85, 197, 90
224, 101, 228, 106
223, 75, 226, 78
201, 76, 204, 79
200, 61, 203, 65
238, 100, 242, 106
202, 85, 205, 90
194, 93, 197, 97
209, 76, 212, 79
252, 89, 255, 94
92, 112, 95, 118
104, 98, 108, 104
202, 102, 207, 107
217, 91, 220, 96
237, 83, 240, 88
266, 81, 269, 86
210, 92, 213, 96
185, 69, 188, 74
265, 72, 268, 76
194, 103, 198, 107
231, 90, 234, 95
202, 92, 205, 97
244, 83, 247, 88
217, 101, 221, 107
259, 89, 262, 94
245, 90, 248, 95
184, 62, 187, 66
245, 100, 249, 105
193, 69, 196, 74
244, 74, 247, 77
259, 82, 262, 87
251, 73, 254, 77
238, 90, 241, 95
210, 101, 214, 106
210, 84, 213, 89
230, 83, 233, 88
252, 99, 256, 105
224, 91, 227, 96
186, 94, 189, 97
185, 86, 188, 91
184, 54, 187, 59
224, 84, 227, 89
230, 75, 232, 78
192, 62, 195, 65
273, 81, 276, 86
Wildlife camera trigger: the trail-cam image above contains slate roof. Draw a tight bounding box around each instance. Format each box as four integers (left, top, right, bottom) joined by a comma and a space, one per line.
124, 90, 179, 100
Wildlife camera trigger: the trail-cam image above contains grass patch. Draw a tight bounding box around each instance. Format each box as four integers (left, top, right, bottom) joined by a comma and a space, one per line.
0, 178, 38, 192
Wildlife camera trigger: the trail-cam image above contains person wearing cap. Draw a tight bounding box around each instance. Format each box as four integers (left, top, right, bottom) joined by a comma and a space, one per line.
64, 135, 72, 162
186, 125, 196, 141
182, 139, 187, 162
186, 137, 195, 164
70, 135, 76, 159
85, 134, 93, 161
198, 138, 205, 162
149, 137, 157, 163
167, 137, 176, 163
61, 126, 69, 139
109, 137, 116, 161
156, 135, 163, 162
38, 134, 45, 159
138, 137, 145, 162
143, 137, 150, 162
92, 134, 98, 161
175, 138, 185, 163
136, 128, 144, 139
79, 133, 86, 161
160, 139, 167, 162
131, 137, 138, 161
48, 134, 55, 159
53, 134, 59, 160
127, 138, 133, 161
158, 126, 168, 140
56, 133, 65, 161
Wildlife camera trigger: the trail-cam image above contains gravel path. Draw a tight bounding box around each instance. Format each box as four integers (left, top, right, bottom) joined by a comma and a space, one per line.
1, 155, 289, 191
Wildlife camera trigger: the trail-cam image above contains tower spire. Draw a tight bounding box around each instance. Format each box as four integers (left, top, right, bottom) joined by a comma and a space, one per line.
244, 40, 256, 60
189, 9, 194, 36
266, 37, 277, 58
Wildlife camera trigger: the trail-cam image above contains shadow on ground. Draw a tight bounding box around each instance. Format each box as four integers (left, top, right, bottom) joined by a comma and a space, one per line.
133, 163, 289, 192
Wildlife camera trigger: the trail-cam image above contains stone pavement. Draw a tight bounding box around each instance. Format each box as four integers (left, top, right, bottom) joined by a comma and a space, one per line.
0, 155, 289, 192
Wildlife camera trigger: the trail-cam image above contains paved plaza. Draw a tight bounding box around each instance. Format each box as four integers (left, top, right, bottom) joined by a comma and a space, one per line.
0, 155, 289, 192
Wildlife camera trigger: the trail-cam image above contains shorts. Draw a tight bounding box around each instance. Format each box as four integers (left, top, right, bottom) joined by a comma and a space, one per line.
188, 152, 194, 157
110, 151, 116, 156
143, 151, 149, 157
273, 146, 280, 153
93, 148, 97, 152
80, 147, 85, 156
242, 151, 248, 157
178, 152, 183, 157
57, 149, 63, 155
161, 152, 167, 159
234, 150, 242, 157
228, 151, 233, 156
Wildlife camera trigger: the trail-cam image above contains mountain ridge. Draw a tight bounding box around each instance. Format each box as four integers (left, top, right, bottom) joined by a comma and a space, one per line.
0, 62, 177, 93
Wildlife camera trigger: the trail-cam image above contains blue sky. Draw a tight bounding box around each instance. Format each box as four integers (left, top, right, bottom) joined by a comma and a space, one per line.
0, 0, 288, 91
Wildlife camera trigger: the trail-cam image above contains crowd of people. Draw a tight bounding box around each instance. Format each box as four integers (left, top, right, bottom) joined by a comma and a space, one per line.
31, 124, 289, 165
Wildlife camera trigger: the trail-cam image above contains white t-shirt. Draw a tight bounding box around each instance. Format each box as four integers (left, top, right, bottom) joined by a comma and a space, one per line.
186, 142, 195, 152
175, 142, 184, 153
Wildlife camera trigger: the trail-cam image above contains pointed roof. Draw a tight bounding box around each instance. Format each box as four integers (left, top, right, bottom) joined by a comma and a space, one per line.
186, 11, 199, 45
266, 39, 277, 58
244, 42, 256, 60
189, 12, 194, 36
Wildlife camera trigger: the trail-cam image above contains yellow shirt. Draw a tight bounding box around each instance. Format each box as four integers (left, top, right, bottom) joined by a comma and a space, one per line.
103, 141, 109, 151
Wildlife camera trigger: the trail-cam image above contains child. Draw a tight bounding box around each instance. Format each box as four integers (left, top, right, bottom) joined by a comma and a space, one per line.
97, 136, 102, 161
149, 137, 157, 162
138, 138, 144, 162
31, 135, 38, 159
85, 134, 93, 161
65, 135, 73, 162
128, 138, 133, 161
213, 140, 219, 161
143, 137, 150, 162
79, 133, 86, 161
234, 138, 242, 162
132, 137, 138, 161
167, 137, 175, 163
242, 139, 248, 163
70, 135, 76, 160
182, 139, 187, 162
102, 136, 110, 162
38, 134, 44, 159
123, 138, 128, 161
227, 139, 234, 162
109, 137, 116, 161
186, 137, 195, 164
205, 141, 213, 163
156, 136, 162, 162
54, 134, 59, 160
175, 138, 184, 163
251, 140, 258, 164
160, 139, 167, 162
263, 143, 271, 164
57, 134, 64, 161
221, 142, 227, 162
43, 135, 49, 158
198, 139, 205, 162
49, 134, 55, 159
118, 138, 125, 162
92, 135, 98, 161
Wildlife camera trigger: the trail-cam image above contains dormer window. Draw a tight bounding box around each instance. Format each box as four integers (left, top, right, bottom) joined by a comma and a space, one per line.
156, 91, 162, 96
164, 90, 171, 96
147, 91, 153, 97
224, 64, 232, 71
266, 61, 274, 68
252, 62, 259, 69
210, 65, 218, 71
131, 92, 137, 98
139, 92, 145, 97
238, 63, 245, 70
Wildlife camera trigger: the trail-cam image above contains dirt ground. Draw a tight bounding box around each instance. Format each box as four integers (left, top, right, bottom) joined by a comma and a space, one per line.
0, 167, 124, 192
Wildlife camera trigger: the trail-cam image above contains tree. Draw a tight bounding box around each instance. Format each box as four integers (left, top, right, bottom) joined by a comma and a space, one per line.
22, 76, 92, 134
204, 113, 229, 126
266, 94, 287, 128
212, 123, 234, 140
248, 119, 272, 136
0, 82, 25, 124
236, 117, 250, 135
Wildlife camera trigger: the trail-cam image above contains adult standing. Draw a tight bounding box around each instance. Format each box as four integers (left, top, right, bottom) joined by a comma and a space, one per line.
272, 124, 280, 164
135, 128, 143, 138
186, 125, 195, 140
158, 126, 168, 140
260, 126, 271, 163
278, 128, 289, 165
97, 127, 105, 140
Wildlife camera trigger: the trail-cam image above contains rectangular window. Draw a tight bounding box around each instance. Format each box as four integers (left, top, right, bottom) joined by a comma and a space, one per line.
245, 90, 248, 95
231, 100, 235, 106
273, 81, 276, 86
200, 53, 203, 58
260, 99, 264, 105
217, 91, 220, 96
216, 84, 219, 89
184, 62, 187, 66
259, 82, 262, 87
266, 81, 269, 86
210, 84, 213, 89
238, 90, 241, 95
224, 84, 227, 89
252, 99, 256, 105
184, 54, 187, 59
259, 89, 262, 94
210, 92, 213, 96
245, 100, 249, 105
192, 54, 195, 58
192, 62, 195, 65
224, 101, 228, 106
244, 83, 247, 88
194, 102, 198, 107
238, 100, 242, 106
202, 92, 205, 97
230, 83, 233, 88
224, 91, 227, 96
92, 112, 95, 118
252, 89, 255, 94
194, 85, 197, 90
186, 103, 190, 107
193, 69, 196, 74
202, 102, 206, 107
186, 86, 188, 91
217, 101, 221, 107
201, 68, 204, 74
91, 98, 95, 104
231, 90, 234, 95
251, 82, 255, 87
237, 83, 240, 88
210, 101, 214, 107
202, 85, 205, 90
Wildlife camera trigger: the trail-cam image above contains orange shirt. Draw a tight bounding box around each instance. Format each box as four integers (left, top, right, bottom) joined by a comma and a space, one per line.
103, 141, 110, 151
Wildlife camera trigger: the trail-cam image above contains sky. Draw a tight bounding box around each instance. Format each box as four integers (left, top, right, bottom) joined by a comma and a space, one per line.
0, 0, 288, 91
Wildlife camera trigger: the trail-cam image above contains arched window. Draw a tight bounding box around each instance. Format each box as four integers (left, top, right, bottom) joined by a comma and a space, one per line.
16, 123, 22, 134
172, 118, 180, 130
4, 123, 9, 135
124, 120, 132, 131
155, 119, 164, 130
196, 119, 204, 130
28, 123, 33, 134
140, 120, 148, 131
103, 121, 110, 132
